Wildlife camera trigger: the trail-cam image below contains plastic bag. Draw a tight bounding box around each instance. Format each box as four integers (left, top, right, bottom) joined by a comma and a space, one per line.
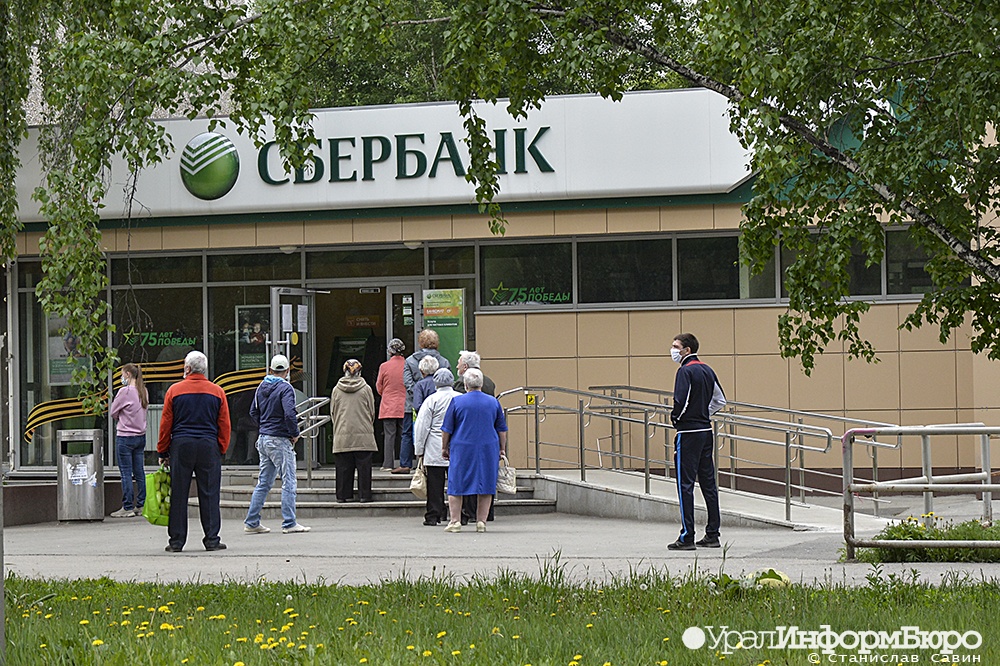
142, 466, 171, 526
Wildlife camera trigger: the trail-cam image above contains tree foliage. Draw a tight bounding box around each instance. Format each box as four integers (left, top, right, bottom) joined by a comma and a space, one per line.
3, 0, 999, 408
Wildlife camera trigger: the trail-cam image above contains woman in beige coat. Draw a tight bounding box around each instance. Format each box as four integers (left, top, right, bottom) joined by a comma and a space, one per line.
330, 359, 378, 503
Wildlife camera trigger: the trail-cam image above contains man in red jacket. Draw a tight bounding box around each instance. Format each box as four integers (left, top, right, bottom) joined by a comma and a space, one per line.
158, 350, 231, 552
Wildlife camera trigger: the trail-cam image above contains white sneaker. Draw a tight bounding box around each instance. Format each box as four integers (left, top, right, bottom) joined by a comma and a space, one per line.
476, 521, 487, 533
444, 522, 461, 533
110, 508, 134, 518
244, 524, 270, 534
282, 524, 311, 534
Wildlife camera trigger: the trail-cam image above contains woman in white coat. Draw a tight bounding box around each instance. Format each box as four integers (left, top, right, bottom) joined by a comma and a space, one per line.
413, 368, 458, 526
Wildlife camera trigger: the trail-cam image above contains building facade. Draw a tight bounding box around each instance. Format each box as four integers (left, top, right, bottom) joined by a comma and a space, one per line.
9, 89, 999, 476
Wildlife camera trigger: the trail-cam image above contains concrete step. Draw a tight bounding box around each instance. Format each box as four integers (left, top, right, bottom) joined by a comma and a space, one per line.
190, 497, 556, 520
221, 469, 419, 490
219, 484, 538, 503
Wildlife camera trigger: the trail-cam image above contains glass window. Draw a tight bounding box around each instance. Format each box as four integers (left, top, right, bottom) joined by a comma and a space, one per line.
111, 255, 202, 285
886, 230, 935, 295
577, 239, 672, 303
16, 260, 43, 288
781, 237, 882, 297
740, 251, 777, 299
430, 278, 477, 349
430, 246, 474, 275
208, 286, 271, 378
112, 287, 204, 406
208, 253, 300, 282
480, 243, 572, 306
677, 237, 740, 300
307, 248, 424, 279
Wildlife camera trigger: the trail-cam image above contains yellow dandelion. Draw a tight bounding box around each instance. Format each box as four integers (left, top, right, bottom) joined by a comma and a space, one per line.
407, 645, 415, 650
586, 623, 594, 628
574, 655, 583, 660
79, 619, 90, 625
454, 592, 461, 597
423, 649, 434, 656
437, 630, 447, 638
44, 614, 53, 619
91, 639, 104, 646
512, 635, 521, 639
452, 650, 461, 656
40, 644, 47, 649
360, 659, 368, 663
234, 662, 244, 666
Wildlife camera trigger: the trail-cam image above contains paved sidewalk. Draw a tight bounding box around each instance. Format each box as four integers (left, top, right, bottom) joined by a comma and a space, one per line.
6, 511, 1000, 586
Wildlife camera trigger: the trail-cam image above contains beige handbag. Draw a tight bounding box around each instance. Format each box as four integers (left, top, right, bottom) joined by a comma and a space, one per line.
497, 454, 517, 495
409, 457, 428, 500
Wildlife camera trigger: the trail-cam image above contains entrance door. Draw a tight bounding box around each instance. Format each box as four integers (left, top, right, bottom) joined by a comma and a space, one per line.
270, 287, 324, 466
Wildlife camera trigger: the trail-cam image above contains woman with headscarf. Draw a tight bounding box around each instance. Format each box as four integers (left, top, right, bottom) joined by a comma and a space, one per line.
331, 359, 378, 503
413, 368, 458, 526
375, 338, 407, 471
441, 368, 508, 533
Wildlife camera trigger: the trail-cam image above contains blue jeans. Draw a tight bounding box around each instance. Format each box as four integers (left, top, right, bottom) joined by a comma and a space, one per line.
116, 434, 146, 511
400, 413, 414, 469
244, 435, 298, 530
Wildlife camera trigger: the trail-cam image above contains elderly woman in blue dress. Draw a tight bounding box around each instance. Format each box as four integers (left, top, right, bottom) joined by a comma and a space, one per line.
441, 368, 508, 533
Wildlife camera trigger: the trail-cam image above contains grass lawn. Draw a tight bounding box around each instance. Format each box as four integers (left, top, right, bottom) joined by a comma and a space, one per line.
5, 563, 998, 665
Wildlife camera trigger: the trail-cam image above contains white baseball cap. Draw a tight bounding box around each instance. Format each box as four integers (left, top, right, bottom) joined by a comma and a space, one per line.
270, 354, 290, 372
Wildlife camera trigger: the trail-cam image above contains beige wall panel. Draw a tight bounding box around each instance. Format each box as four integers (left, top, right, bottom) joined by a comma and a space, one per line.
451, 214, 494, 240
486, 358, 527, 397
733, 308, 782, 355
955, 351, 975, 410
856, 304, 901, 353
257, 221, 303, 248
526, 358, 578, 390
353, 217, 402, 243
162, 225, 209, 250
789, 353, 845, 412
303, 219, 353, 245
899, 351, 957, 410
577, 357, 630, 394
555, 210, 607, 236
578, 312, 629, 358
503, 211, 555, 238
956, 430, 979, 469
735, 355, 789, 408
898, 304, 955, 351
476, 313, 526, 360
402, 215, 452, 241
713, 204, 744, 229
659, 205, 711, 232
22, 231, 44, 255
15, 232, 27, 255
628, 356, 675, 393
533, 412, 582, 467
679, 309, 735, 355
951, 316, 974, 352
607, 207, 659, 234
503, 413, 530, 469
898, 410, 959, 468
844, 354, 900, 411
98, 228, 116, 252
526, 313, 578, 358
117, 227, 162, 251
629, 310, 681, 357
209, 223, 256, 248
699, 355, 735, 399
971, 355, 1000, 424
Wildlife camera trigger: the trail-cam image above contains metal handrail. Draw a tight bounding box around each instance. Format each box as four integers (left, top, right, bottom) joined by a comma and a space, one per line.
842, 425, 999, 560
296, 397, 331, 488
501, 386, 839, 520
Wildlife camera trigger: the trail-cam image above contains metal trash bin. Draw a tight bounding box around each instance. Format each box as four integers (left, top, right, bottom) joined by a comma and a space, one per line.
57, 429, 104, 521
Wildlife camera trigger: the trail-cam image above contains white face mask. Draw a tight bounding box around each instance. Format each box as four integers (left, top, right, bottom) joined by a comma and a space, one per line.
670, 348, 684, 364
121, 375, 129, 386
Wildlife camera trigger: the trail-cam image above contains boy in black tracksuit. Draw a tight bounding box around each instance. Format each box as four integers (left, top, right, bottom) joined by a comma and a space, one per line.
667, 333, 727, 551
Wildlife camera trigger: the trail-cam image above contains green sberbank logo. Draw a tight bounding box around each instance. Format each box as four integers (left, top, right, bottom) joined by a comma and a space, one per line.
180, 132, 240, 200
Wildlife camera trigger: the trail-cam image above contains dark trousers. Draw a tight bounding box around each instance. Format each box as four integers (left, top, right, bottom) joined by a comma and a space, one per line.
674, 430, 720, 543
380, 419, 400, 468
334, 451, 373, 501
400, 416, 414, 468
425, 465, 448, 524
168, 438, 222, 550
462, 494, 495, 524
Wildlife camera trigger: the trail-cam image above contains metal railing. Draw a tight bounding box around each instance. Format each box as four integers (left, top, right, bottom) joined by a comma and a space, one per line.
589, 385, 899, 516
842, 425, 1000, 560
500, 385, 849, 521
296, 397, 331, 488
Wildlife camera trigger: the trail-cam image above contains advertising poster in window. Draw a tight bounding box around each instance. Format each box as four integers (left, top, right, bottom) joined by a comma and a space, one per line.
422, 289, 465, 367
236, 305, 269, 370
47, 315, 92, 386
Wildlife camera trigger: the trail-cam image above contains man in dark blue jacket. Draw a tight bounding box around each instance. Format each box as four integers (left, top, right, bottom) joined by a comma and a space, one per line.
667, 333, 727, 551
243, 354, 311, 535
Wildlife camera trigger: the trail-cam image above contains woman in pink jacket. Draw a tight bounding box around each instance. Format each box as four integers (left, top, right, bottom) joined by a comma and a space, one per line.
109, 363, 149, 517
375, 338, 407, 471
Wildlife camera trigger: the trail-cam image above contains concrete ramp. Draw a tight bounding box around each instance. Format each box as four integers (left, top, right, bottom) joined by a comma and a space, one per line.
532, 469, 891, 535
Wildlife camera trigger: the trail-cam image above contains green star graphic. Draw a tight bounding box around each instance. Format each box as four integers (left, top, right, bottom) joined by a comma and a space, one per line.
490, 282, 510, 305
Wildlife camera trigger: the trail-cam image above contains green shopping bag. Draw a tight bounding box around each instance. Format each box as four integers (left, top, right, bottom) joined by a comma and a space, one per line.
142, 466, 171, 526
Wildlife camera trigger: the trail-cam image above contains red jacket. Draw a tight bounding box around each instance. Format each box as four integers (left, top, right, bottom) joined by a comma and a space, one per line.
375, 355, 406, 419
157, 373, 231, 454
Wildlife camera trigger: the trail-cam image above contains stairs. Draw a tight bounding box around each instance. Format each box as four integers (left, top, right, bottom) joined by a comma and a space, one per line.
198, 468, 556, 520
